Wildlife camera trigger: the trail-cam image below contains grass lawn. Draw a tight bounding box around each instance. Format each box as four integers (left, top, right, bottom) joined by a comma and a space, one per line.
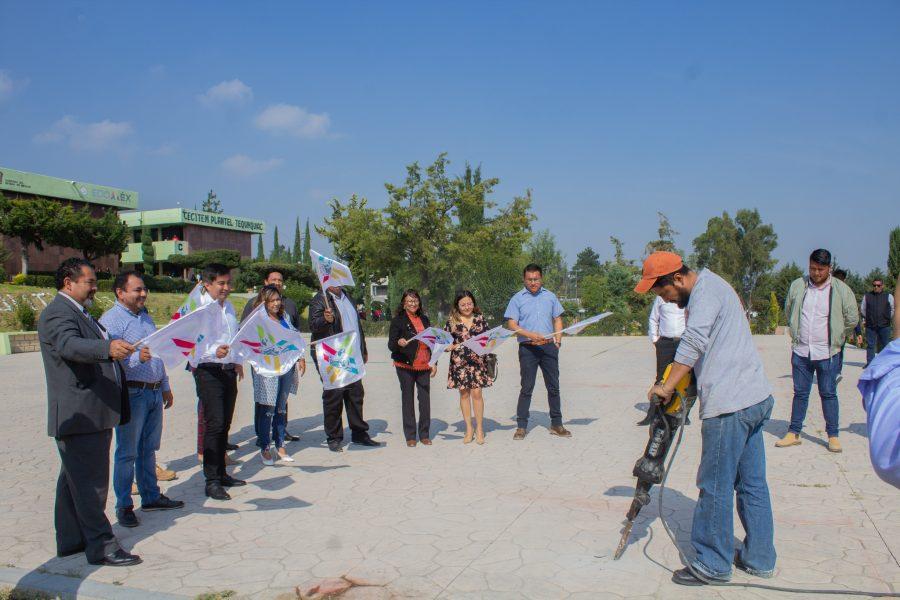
0, 285, 249, 332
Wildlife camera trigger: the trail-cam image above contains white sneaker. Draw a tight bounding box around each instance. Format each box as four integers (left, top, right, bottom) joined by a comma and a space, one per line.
277, 449, 295, 462
260, 449, 275, 466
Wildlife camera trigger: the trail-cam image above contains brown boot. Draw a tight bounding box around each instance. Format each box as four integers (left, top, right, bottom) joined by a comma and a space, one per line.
827, 437, 842, 453
513, 428, 527, 440
155, 465, 177, 481
549, 425, 572, 438
774, 432, 801, 448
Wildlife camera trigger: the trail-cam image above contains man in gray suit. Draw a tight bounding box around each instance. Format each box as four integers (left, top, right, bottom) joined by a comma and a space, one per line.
38, 258, 142, 567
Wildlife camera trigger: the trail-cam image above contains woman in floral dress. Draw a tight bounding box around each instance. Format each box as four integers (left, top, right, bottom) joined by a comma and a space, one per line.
445, 290, 493, 444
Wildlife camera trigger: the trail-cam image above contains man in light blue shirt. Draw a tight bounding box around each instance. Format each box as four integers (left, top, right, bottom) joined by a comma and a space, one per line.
504, 263, 568, 440
100, 271, 184, 529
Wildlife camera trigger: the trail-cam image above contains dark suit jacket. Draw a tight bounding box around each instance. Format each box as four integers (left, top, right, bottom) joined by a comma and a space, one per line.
388, 312, 432, 365
38, 294, 129, 438
241, 295, 301, 330
309, 290, 367, 358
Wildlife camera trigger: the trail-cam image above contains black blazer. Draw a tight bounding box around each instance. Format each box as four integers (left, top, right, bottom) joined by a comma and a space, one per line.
38, 294, 129, 438
308, 290, 367, 359
388, 312, 432, 365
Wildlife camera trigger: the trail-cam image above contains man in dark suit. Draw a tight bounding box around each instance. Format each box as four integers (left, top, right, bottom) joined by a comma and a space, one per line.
309, 285, 380, 452
38, 258, 141, 567
241, 267, 301, 441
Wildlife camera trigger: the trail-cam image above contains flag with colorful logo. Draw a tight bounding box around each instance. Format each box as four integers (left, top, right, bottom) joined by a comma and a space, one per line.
137, 302, 221, 369
310, 249, 355, 290
170, 283, 213, 322
461, 326, 516, 356
314, 330, 365, 390
410, 326, 455, 366
228, 305, 307, 376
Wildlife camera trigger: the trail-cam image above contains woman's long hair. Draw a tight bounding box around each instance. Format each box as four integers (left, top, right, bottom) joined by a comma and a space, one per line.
449, 290, 481, 327
251, 284, 285, 319
395, 288, 424, 318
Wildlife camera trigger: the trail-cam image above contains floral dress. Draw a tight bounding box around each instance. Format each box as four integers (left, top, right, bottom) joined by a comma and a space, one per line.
445, 313, 494, 390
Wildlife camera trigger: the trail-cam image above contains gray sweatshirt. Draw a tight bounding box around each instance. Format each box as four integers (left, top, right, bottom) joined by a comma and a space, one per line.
674, 269, 772, 419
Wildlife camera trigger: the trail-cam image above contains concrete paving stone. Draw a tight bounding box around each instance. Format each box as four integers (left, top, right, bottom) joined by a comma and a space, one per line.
2, 337, 897, 599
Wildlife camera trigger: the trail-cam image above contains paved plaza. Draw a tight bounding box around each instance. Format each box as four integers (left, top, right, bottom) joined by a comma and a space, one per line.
0, 336, 897, 599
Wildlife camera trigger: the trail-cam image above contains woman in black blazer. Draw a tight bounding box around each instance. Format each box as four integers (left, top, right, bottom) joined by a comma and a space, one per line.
387, 289, 437, 446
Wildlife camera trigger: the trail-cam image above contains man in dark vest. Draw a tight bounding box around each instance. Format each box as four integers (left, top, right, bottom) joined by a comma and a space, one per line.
861, 278, 895, 366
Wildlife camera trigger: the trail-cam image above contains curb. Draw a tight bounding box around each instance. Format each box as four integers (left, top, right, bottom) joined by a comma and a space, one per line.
0, 566, 189, 600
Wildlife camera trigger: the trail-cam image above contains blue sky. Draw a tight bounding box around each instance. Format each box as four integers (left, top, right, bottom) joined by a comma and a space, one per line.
2, 1, 898, 274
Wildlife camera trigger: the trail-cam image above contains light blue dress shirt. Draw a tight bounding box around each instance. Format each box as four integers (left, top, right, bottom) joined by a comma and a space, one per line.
858, 339, 900, 489
504, 287, 564, 343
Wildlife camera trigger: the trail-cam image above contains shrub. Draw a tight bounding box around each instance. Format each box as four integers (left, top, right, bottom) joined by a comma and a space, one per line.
144, 275, 194, 294
283, 282, 316, 313
11, 273, 26, 286
24, 274, 55, 287
96, 280, 113, 292
14, 297, 36, 331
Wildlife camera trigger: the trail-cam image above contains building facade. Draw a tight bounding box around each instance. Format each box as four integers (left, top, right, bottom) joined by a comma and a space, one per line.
120, 208, 265, 276
1, 166, 138, 276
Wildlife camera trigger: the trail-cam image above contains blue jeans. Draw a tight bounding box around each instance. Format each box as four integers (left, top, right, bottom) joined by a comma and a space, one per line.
691, 396, 776, 579
789, 352, 840, 437
254, 374, 291, 450
866, 326, 892, 366
516, 343, 562, 428
113, 388, 163, 509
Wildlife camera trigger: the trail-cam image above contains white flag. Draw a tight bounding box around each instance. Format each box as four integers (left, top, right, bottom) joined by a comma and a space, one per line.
538, 312, 614, 338
310, 249, 355, 290
228, 305, 307, 376
314, 330, 365, 390
410, 326, 455, 366
138, 302, 222, 369
461, 326, 516, 356
170, 283, 213, 322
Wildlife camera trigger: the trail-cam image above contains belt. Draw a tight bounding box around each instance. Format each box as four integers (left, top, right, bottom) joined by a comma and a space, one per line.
659, 336, 682, 343
127, 381, 162, 390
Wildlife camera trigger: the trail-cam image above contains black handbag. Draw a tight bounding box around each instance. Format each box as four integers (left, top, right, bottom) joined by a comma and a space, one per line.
483, 353, 498, 381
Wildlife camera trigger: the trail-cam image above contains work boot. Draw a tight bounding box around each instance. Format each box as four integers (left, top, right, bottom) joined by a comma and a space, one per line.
549, 425, 572, 438
156, 465, 177, 481
827, 437, 842, 453
513, 428, 527, 440
774, 432, 801, 448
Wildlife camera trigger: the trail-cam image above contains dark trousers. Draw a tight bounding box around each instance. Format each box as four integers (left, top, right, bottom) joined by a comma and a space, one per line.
323, 380, 369, 443
396, 367, 431, 441
866, 326, 893, 365
516, 342, 562, 428
55, 430, 119, 562
194, 366, 238, 483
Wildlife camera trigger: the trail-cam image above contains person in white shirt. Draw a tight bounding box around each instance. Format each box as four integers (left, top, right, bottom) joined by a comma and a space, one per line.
640, 294, 693, 425
192, 263, 246, 501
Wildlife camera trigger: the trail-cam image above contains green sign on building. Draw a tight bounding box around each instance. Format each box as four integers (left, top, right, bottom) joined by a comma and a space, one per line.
0, 166, 138, 209
121, 208, 265, 234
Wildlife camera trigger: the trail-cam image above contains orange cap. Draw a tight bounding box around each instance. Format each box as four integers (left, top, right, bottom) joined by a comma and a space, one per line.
634, 251, 683, 293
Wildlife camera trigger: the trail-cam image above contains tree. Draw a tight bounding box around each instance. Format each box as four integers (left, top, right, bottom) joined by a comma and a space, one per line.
768, 291, 780, 333
302, 218, 311, 266
0, 195, 64, 274
256, 235, 265, 261
54, 206, 130, 262
269, 226, 290, 262
526, 229, 567, 293
644, 212, 680, 257
292, 217, 303, 263
693, 209, 777, 307
141, 228, 156, 274
202, 189, 222, 214
168, 249, 242, 270
609, 236, 629, 265
889, 226, 900, 285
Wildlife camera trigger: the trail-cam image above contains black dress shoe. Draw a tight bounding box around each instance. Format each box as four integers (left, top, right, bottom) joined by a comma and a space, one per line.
226, 442, 239, 451
672, 567, 728, 586
221, 475, 246, 487
116, 507, 139, 528
352, 437, 381, 447
141, 494, 185, 511
205, 483, 231, 501
328, 441, 343, 452
88, 548, 142, 567
57, 545, 86, 558
285, 433, 301, 442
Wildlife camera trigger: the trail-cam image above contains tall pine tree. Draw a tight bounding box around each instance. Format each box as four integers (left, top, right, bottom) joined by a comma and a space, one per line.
292, 217, 302, 263
302, 218, 311, 265
256, 234, 265, 261
270, 226, 281, 261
